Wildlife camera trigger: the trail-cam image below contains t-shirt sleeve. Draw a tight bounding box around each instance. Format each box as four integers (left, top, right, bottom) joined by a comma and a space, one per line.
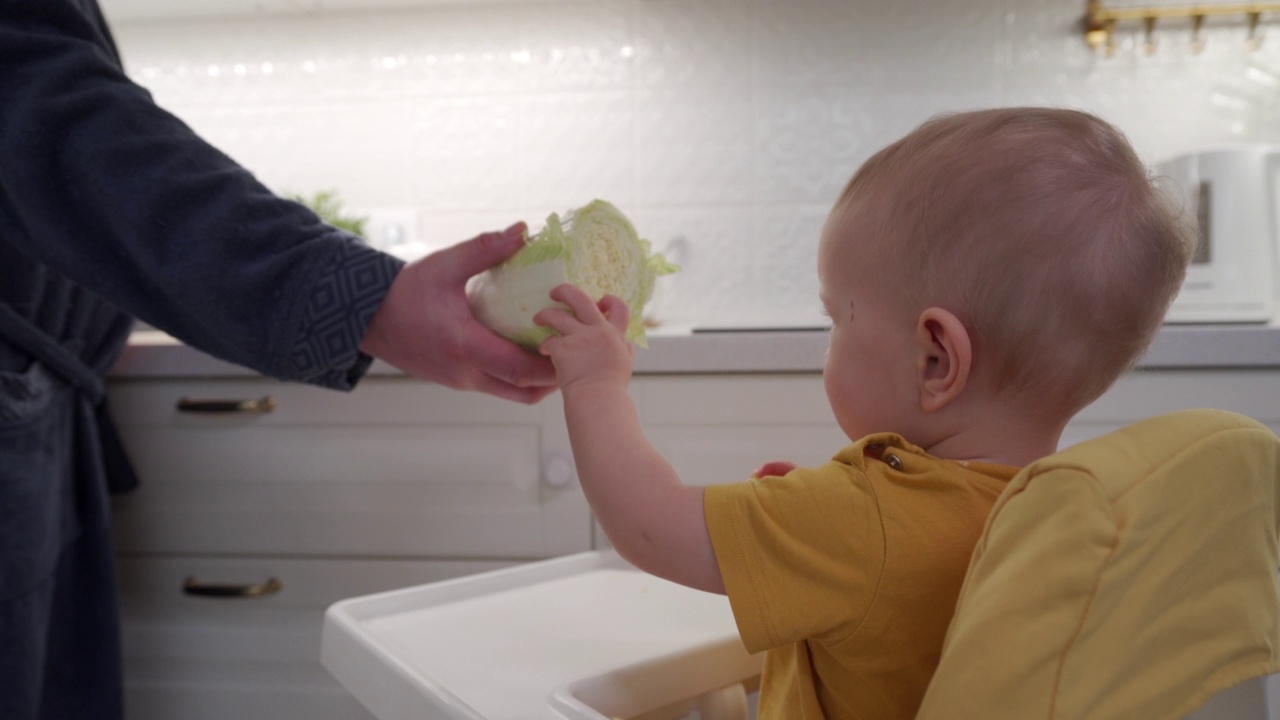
704, 463, 886, 653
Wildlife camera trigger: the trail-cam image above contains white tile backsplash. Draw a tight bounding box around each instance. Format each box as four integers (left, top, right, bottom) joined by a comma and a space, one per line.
631, 0, 755, 90
519, 92, 635, 208
633, 87, 758, 207
105, 0, 1280, 330
755, 85, 876, 204
408, 95, 522, 211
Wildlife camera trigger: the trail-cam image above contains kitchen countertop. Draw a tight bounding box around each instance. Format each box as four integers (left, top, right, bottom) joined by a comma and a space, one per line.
109, 323, 1280, 379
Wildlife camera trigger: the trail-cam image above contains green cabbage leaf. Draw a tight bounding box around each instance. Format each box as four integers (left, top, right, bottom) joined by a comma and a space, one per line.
467, 200, 678, 349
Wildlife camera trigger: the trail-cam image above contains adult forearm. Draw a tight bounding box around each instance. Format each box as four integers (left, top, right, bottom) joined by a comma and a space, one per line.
0, 1, 400, 389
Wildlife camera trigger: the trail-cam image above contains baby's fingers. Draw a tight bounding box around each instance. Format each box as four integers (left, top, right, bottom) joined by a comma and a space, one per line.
752, 461, 797, 479
548, 283, 601, 321
597, 295, 631, 334
532, 305, 580, 336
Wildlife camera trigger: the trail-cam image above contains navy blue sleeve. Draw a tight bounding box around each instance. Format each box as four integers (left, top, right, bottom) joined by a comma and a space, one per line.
0, 0, 405, 390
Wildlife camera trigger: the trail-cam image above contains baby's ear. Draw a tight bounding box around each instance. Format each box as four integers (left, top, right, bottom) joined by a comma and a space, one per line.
915, 307, 972, 413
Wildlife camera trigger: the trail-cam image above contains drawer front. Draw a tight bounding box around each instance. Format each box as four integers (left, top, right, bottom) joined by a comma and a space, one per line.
633, 370, 1280, 486
107, 377, 589, 558
635, 375, 848, 487
117, 556, 514, 720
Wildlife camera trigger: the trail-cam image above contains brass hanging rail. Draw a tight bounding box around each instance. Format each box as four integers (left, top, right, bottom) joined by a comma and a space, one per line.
1084, 0, 1280, 54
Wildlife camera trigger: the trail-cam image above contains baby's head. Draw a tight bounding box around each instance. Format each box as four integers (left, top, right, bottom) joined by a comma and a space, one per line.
819, 107, 1194, 451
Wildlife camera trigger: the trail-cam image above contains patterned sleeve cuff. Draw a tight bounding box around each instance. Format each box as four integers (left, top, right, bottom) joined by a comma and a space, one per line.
287, 240, 404, 390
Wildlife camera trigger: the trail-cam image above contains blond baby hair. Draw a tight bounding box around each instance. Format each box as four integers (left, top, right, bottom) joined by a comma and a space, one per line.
834, 107, 1194, 417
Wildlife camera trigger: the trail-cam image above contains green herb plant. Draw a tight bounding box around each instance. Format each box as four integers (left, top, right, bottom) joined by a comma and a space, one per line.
290, 190, 369, 239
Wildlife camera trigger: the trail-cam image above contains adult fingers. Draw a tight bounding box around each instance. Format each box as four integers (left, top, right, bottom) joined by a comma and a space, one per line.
470, 371, 558, 404
435, 222, 527, 284
467, 327, 558, 389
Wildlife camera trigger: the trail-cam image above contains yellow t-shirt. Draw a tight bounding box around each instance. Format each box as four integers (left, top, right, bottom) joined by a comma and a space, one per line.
703, 433, 1017, 720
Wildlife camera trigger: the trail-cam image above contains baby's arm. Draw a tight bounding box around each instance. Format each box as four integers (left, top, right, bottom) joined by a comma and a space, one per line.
536, 284, 725, 595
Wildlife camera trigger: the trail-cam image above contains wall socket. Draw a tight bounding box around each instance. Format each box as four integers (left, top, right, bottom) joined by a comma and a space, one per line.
359, 207, 419, 251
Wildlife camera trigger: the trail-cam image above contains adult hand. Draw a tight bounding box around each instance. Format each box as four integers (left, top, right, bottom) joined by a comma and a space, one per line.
535, 283, 634, 393
360, 223, 558, 404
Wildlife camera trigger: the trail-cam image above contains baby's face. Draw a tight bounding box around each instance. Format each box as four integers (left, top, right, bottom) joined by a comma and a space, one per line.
818, 206, 921, 442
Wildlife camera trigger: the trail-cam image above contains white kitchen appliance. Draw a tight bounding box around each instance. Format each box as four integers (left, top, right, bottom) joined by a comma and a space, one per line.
1157, 145, 1280, 324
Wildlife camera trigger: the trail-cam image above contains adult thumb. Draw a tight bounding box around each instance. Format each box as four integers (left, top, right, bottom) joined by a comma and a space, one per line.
439, 222, 527, 282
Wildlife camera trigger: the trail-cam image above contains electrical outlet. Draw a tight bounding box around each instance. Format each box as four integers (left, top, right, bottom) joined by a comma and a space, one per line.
359, 207, 419, 251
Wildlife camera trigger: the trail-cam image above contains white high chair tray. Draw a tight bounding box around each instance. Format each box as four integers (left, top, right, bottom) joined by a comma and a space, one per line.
321, 550, 759, 720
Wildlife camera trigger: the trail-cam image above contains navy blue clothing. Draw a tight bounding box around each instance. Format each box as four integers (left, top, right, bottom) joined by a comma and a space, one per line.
0, 0, 405, 718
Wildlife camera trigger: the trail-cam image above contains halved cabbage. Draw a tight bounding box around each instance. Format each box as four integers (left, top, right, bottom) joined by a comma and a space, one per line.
467, 200, 678, 349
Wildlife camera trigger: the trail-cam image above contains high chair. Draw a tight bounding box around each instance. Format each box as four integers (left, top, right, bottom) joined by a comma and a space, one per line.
916, 407, 1280, 720
322, 408, 1280, 720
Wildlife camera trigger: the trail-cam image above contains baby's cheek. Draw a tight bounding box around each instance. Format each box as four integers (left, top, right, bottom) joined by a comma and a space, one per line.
823, 372, 863, 435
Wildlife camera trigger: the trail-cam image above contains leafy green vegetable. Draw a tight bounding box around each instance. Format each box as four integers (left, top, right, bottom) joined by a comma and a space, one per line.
467, 200, 678, 349
290, 190, 368, 239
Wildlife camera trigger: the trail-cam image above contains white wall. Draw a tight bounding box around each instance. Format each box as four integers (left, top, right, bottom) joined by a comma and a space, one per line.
103, 0, 1280, 331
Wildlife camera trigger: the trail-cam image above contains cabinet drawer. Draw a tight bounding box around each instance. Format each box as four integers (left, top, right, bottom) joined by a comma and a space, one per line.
630, 371, 1280, 487
117, 556, 514, 720
634, 371, 855, 484
634, 375, 848, 487
107, 377, 590, 558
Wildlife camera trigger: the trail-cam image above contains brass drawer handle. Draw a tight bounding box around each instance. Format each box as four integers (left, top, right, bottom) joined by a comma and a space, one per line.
183, 576, 283, 598
176, 396, 277, 414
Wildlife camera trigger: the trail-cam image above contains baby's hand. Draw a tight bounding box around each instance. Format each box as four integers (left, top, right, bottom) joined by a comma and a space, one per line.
535, 283, 635, 392
752, 461, 797, 479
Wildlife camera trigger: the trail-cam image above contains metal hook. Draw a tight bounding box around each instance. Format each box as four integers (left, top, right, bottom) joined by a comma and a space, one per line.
1084, 2, 1280, 58
1190, 13, 1206, 54
1084, 0, 1113, 53
1246, 12, 1263, 52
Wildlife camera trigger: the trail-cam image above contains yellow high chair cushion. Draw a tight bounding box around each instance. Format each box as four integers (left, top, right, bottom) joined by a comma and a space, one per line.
916, 409, 1280, 720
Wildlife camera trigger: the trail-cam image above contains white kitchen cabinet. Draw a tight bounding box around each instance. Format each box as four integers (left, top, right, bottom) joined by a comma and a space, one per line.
107, 375, 582, 720
108, 377, 588, 558
631, 368, 1280, 491
116, 556, 515, 720
637, 373, 847, 484
108, 366, 1280, 720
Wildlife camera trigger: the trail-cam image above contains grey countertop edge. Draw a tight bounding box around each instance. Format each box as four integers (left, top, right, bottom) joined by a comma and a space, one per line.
108, 324, 1280, 380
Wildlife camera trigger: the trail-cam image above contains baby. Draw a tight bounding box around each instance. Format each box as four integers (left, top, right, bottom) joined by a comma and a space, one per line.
533, 107, 1194, 719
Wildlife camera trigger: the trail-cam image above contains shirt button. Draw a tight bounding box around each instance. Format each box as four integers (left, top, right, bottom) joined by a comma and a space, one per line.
885, 453, 903, 471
